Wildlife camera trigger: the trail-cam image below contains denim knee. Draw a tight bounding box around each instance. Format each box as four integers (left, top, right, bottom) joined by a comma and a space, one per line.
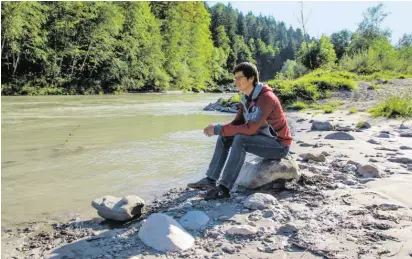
232, 134, 247, 146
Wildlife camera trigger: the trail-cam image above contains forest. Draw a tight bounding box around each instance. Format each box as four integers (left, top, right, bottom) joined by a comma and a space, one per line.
1, 1, 411, 95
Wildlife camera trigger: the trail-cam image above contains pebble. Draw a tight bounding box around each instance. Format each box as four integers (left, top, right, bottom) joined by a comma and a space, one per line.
218, 216, 228, 221
183, 202, 193, 208
221, 244, 236, 254
367, 139, 381, 145
263, 210, 275, 218
347, 236, 357, 242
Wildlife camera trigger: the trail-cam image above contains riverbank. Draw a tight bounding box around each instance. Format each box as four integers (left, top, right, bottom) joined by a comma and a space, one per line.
2, 105, 412, 258
2, 79, 412, 258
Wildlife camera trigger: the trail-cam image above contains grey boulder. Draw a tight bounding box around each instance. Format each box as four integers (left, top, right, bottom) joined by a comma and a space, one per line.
324, 132, 355, 140
244, 193, 278, 210
311, 121, 334, 131
400, 132, 412, 137
236, 156, 300, 189
91, 195, 145, 221
357, 164, 381, 178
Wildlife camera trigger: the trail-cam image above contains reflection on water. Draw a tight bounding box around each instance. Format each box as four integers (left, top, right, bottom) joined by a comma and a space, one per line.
1, 94, 233, 228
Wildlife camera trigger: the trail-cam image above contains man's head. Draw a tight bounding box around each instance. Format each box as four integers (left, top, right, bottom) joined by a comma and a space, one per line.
232, 62, 259, 94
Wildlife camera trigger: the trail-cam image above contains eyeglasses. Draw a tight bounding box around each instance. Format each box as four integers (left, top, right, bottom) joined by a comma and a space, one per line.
233, 75, 246, 81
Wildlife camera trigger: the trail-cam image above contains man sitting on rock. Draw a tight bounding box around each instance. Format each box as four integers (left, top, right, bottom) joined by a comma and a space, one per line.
188, 62, 293, 200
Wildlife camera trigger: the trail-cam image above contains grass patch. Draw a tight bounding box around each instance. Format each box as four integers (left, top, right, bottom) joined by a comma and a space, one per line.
288, 100, 308, 110
219, 93, 242, 107
268, 69, 358, 105
367, 83, 382, 90
369, 96, 412, 119
309, 100, 344, 114
228, 93, 242, 103
349, 107, 358, 114
356, 121, 367, 128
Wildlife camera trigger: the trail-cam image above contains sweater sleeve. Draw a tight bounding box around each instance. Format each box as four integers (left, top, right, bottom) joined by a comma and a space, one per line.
219, 95, 274, 136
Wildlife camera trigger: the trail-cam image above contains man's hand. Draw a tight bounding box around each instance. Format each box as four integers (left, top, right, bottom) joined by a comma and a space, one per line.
203, 124, 215, 137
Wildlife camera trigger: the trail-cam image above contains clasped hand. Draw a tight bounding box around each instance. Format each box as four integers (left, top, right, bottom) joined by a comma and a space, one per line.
203, 124, 215, 137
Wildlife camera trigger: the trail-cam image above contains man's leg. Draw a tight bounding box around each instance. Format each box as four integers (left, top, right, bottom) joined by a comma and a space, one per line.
206, 135, 234, 181
218, 134, 289, 190
188, 136, 233, 189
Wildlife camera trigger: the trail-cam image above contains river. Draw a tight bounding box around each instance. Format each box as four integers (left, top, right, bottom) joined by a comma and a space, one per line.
1, 93, 234, 228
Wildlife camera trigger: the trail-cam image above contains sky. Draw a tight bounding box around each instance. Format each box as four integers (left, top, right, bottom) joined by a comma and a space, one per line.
207, 1, 412, 45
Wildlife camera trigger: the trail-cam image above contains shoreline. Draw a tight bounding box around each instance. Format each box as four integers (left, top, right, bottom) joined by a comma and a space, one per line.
2, 107, 412, 259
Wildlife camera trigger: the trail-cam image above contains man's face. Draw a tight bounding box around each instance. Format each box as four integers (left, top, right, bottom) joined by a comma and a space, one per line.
233, 71, 254, 93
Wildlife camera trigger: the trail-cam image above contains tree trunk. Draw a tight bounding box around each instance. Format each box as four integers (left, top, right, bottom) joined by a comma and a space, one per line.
80, 42, 92, 74
299, 1, 313, 69
12, 52, 20, 76
69, 56, 78, 79
1, 36, 6, 58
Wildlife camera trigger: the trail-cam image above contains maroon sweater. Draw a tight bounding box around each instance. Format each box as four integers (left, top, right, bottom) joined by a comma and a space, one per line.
214, 84, 293, 146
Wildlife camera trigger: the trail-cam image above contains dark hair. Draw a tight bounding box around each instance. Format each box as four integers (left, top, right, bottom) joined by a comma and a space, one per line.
232, 62, 259, 86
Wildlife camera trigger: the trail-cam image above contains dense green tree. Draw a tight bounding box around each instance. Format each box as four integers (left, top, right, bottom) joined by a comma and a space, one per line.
298, 35, 337, 69
1, 1, 315, 95
330, 30, 352, 60
1, 2, 48, 79
349, 3, 391, 54
398, 33, 412, 48
116, 2, 167, 91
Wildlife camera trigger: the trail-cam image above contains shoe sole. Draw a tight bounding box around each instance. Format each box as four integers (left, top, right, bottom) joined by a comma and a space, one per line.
187, 184, 214, 190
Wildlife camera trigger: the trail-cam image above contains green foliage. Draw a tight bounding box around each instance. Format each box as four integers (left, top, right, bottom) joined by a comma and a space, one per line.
369, 96, 412, 119
340, 38, 412, 76
268, 69, 357, 104
279, 60, 308, 79
356, 121, 366, 128
309, 101, 344, 114
331, 30, 352, 60
288, 100, 308, 110
398, 33, 412, 48
1, 2, 410, 96
349, 107, 358, 114
297, 36, 337, 70
228, 93, 242, 103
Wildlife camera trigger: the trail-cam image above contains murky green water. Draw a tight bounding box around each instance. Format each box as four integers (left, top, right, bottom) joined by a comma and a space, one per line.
1, 93, 233, 228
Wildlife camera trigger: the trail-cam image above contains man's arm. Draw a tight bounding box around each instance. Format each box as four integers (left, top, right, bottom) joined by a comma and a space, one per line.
214, 95, 274, 136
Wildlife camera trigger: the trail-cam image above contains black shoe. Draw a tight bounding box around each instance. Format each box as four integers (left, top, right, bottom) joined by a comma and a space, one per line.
203, 185, 231, 200
187, 177, 216, 189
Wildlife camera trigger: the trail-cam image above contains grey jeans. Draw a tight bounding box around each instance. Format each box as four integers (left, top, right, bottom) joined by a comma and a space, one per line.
206, 134, 289, 190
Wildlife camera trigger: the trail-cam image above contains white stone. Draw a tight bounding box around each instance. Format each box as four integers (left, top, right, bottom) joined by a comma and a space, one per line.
343, 164, 357, 172
91, 195, 145, 221
226, 225, 258, 236
178, 211, 209, 230
244, 193, 277, 210
138, 213, 194, 252
236, 156, 300, 189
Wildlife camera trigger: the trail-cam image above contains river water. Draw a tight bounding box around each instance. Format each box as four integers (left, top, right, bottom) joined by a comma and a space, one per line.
1, 93, 234, 228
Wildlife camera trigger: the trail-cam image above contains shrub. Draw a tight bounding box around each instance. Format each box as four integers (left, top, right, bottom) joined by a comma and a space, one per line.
280, 60, 308, 79
288, 100, 308, 110
322, 106, 335, 113
228, 93, 242, 103
268, 69, 357, 104
349, 107, 358, 114
356, 121, 366, 128
369, 96, 412, 119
